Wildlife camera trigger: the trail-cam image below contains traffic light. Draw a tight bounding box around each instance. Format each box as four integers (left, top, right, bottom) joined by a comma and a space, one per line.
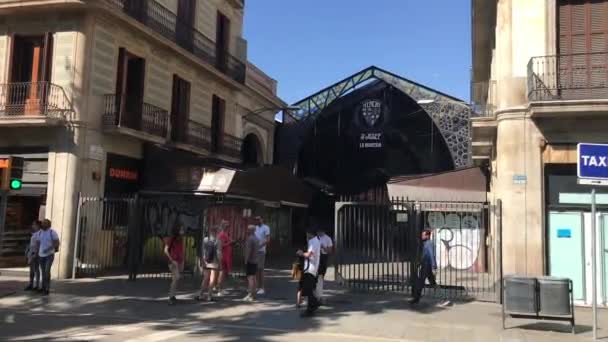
0, 156, 24, 190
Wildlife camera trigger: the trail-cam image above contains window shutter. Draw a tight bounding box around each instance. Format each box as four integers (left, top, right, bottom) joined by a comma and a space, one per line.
41, 32, 53, 83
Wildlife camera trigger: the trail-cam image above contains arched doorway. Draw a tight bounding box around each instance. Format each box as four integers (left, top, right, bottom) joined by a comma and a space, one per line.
241, 133, 263, 168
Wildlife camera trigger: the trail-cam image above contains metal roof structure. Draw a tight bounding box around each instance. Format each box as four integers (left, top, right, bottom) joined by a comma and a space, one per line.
286, 66, 473, 168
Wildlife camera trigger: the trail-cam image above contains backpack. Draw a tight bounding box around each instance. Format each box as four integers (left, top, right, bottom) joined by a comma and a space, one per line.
204, 238, 217, 263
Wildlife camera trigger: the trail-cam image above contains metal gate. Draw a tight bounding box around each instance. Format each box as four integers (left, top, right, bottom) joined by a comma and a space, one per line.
72, 196, 251, 280
334, 198, 502, 302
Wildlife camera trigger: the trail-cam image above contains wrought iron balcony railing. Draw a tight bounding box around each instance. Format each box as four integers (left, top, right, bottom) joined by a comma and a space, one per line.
105, 0, 246, 83
184, 120, 212, 150
103, 94, 169, 138
528, 52, 608, 102
0, 82, 72, 118
470, 80, 496, 117
220, 133, 243, 160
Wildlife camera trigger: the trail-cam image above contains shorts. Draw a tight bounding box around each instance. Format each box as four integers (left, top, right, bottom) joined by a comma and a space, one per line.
256, 252, 266, 271
301, 273, 317, 297
318, 254, 329, 276
246, 263, 258, 276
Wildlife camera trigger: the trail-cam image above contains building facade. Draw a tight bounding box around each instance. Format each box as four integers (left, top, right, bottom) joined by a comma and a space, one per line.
472, 0, 608, 306
0, 0, 284, 276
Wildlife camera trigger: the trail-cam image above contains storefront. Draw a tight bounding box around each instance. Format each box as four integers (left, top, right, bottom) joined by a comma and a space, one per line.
104, 153, 141, 196
545, 163, 608, 306
0, 150, 48, 266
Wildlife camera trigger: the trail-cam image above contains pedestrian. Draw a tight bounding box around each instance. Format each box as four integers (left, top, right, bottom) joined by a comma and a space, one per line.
216, 220, 234, 296
164, 223, 184, 305
24, 220, 42, 291
36, 219, 60, 296
295, 245, 305, 308
243, 224, 259, 302
254, 216, 270, 295
409, 229, 437, 305
296, 228, 321, 316
197, 226, 222, 302
316, 227, 333, 304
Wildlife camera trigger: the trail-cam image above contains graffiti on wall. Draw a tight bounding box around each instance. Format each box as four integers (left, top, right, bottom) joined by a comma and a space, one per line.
143, 199, 205, 236
427, 212, 483, 271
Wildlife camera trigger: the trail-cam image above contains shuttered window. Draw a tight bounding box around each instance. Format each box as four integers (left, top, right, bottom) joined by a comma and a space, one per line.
211, 95, 225, 153
558, 0, 608, 98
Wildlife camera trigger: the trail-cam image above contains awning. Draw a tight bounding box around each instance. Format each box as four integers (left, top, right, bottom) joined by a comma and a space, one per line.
197, 166, 313, 208
387, 167, 488, 202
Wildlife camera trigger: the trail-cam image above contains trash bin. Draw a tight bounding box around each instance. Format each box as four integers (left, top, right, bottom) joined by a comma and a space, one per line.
504, 275, 537, 314
538, 276, 571, 316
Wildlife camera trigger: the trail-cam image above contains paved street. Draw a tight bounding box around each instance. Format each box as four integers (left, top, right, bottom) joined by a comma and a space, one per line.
0, 269, 606, 341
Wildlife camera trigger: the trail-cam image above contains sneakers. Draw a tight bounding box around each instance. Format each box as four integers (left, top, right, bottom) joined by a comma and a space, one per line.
256, 288, 265, 295
408, 298, 420, 305
168, 296, 177, 305
216, 290, 227, 297
243, 294, 255, 302
24, 285, 34, 291
438, 300, 452, 307
195, 294, 212, 302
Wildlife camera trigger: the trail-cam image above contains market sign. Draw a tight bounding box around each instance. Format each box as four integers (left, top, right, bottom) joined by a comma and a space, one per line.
358, 99, 384, 149
577, 143, 608, 185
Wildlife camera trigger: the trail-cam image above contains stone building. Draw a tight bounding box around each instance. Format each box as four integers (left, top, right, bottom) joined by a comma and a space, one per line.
472, 0, 608, 306
0, 0, 284, 276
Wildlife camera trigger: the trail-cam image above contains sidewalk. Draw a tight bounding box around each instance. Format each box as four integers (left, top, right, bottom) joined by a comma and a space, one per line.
0, 268, 605, 341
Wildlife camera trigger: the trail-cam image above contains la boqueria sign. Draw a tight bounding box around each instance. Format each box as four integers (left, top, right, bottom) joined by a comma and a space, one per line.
358, 99, 384, 149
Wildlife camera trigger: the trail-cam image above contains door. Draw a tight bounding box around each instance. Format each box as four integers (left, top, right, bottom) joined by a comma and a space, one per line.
176, 0, 195, 50
8, 34, 53, 115
602, 214, 608, 306
115, 48, 145, 130
549, 211, 585, 301
216, 12, 230, 72
583, 212, 608, 306
170, 75, 190, 142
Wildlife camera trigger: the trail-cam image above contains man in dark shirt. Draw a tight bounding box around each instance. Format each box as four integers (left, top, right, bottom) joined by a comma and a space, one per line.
409, 229, 437, 304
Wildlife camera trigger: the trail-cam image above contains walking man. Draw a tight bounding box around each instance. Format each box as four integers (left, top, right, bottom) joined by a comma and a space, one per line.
297, 228, 321, 316
409, 229, 437, 304
243, 225, 259, 302
36, 219, 60, 295
254, 216, 270, 295
25, 220, 42, 291
316, 227, 333, 304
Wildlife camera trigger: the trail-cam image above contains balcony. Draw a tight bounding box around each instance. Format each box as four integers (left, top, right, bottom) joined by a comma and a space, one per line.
103, 94, 168, 141
528, 52, 608, 102
215, 133, 242, 161
0, 82, 72, 125
172, 119, 212, 151
104, 0, 246, 84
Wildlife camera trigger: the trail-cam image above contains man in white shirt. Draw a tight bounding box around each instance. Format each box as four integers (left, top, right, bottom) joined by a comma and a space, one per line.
254, 216, 270, 295
316, 227, 333, 303
297, 229, 321, 316
36, 219, 60, 295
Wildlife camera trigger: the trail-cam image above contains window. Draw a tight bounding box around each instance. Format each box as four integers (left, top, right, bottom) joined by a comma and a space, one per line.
170, 75, 191, 142
558, 0, 608, 98
176, 0, 196, 50
216, 12, 231, 71
211, 95, 225, 153
7, 33, 53, 115
115, 48, 146, 130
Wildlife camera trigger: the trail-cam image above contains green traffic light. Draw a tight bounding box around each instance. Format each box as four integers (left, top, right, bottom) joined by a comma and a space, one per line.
10, 179, 22, 190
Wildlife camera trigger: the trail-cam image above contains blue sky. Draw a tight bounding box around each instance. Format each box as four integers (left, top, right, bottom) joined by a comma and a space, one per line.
244, 0, 471, 104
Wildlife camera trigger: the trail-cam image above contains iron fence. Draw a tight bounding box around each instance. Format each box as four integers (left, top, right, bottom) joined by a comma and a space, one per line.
220, 134, 243, 160
334, 197, 502, 302
528, 52, 608, 101
72, 196, 288, 281
103, 94, 169, 138
0, 82, 72, 118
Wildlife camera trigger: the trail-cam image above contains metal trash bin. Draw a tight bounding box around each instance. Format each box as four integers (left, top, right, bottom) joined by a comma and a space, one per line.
504, 275, 537, 314
538, 276, 572, 316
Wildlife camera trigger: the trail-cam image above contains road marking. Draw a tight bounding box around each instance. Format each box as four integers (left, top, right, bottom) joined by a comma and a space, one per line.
104, 322, 162, 332
123, 329, 191, 342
